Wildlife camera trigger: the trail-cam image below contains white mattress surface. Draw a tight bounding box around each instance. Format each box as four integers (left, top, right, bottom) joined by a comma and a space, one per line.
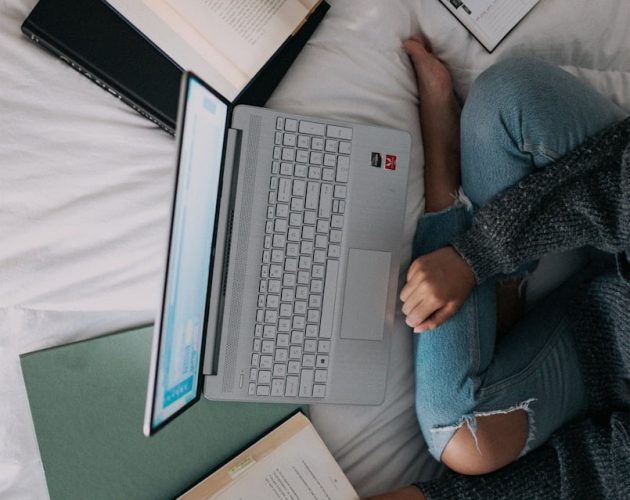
1, 0, 629, 498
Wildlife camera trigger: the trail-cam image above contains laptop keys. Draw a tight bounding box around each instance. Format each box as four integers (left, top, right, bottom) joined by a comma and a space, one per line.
250, 113, 354, 399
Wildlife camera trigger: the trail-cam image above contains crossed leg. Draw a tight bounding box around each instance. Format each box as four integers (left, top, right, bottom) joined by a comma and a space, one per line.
369, 39, 627, 500
402, 36, 530, 476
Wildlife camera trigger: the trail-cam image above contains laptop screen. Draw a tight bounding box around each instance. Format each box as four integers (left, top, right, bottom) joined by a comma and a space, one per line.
150, 76, 229, 431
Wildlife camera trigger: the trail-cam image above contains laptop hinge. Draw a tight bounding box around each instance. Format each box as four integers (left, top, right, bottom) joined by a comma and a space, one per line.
203, 127, 242, 375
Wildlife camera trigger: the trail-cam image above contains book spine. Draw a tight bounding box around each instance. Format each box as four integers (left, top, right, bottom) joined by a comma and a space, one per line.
22, 28, 175, 135
236, 1, 330, 106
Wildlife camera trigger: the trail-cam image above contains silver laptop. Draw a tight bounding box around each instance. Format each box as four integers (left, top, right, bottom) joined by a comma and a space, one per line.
144, 73, 410, 435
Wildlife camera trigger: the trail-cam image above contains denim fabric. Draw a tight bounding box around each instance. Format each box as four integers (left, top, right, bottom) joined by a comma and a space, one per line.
459, 57, 626, 207
413, 57, 626, 461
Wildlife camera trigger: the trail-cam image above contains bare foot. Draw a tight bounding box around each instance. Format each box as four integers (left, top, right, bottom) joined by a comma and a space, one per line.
403, 35, 455, 102
404, 36, 461, 213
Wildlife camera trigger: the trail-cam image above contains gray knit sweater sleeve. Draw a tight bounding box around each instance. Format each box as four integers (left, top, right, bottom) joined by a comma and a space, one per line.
451, 118, 630, 284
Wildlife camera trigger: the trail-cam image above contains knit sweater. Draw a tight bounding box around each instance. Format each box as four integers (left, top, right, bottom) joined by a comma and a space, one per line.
417, 117, 630, 499
451, 117, 630, 283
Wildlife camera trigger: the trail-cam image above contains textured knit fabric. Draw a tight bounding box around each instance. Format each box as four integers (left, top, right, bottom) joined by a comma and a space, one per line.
451, 117, 630, 284
416, 118, 630, 499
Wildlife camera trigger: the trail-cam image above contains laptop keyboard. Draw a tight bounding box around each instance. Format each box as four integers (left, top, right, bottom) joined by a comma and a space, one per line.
248, 116, 353, 399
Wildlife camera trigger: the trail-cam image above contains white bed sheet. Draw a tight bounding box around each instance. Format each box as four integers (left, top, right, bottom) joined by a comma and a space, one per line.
1, 0, 629, 498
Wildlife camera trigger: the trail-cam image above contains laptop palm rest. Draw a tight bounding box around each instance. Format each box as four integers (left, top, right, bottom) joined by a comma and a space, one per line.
340, 249, 392, 341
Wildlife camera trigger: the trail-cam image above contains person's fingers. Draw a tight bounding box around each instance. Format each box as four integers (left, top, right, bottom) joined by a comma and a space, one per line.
402, 262, 430, 302
405, 294, 440, 328
401, 269, 443, 315
400, 272, 424, 303
401, 282, 424, 316
400, 270, 433, 309
414, 303, 458, 333
406, 258, 422, 281
400, 278, 418, 304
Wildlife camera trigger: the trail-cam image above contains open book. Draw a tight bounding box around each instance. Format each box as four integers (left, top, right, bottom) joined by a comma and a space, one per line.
439, 0, 540, 52
107, 0, 322, 101
179, 413, 359, 500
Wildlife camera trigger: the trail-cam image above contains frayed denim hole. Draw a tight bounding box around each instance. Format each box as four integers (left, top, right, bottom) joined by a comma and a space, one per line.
430, 417, 468, 459
516, 399, 537, 457
473, 398, 537, 457
453, 187, 474, 211
430, 398, 537, 459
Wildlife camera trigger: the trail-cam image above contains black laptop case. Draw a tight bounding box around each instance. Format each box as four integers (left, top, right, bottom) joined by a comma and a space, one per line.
22, 0, 329, 134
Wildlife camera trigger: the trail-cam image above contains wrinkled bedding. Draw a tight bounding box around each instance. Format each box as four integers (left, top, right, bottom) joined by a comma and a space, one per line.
1, 0, 629, 497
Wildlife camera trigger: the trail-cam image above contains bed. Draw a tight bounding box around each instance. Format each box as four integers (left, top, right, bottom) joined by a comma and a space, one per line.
1, 0, 629, 498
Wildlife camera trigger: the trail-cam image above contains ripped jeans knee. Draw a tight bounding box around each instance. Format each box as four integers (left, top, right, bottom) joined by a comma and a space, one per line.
413, 197, 591, 465
428, 399, 537, 461
413, 275, 589, 464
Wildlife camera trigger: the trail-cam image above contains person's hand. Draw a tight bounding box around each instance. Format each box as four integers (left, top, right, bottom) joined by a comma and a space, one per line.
400, 246, 475, 333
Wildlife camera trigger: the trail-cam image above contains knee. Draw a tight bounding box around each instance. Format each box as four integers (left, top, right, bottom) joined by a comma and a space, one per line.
466, 56, 545, 111
461, 56, 543, 142
440, 410, 529, 476
415, 372, 476, 439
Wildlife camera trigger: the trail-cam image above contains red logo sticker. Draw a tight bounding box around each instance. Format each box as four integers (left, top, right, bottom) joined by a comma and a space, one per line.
384, 154, 397, 170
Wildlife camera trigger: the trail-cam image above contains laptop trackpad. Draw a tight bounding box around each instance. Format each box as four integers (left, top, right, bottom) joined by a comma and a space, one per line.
340, 249, 391, 341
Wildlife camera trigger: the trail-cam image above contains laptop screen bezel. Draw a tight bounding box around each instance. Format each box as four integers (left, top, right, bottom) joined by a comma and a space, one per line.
145, 72, 232, 436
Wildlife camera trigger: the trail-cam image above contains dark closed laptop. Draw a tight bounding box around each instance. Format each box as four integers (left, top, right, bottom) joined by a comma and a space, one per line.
22, 0, 329, 134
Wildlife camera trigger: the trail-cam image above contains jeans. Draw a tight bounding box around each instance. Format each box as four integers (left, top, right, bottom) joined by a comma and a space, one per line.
413, 57, 626, 461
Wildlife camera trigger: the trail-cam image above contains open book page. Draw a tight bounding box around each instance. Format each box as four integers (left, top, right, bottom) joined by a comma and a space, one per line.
163, 0, 309, 78
440, 0, 540, 51
179, 413, 359, 500
145, 0, 250, 90
106, 0, 243, 100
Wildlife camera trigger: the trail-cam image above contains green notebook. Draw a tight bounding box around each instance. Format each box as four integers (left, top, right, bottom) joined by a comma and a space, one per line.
20, 325, 302, 500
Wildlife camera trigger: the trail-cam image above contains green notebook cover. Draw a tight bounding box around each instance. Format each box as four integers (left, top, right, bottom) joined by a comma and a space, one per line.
20, 325, 303, 500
